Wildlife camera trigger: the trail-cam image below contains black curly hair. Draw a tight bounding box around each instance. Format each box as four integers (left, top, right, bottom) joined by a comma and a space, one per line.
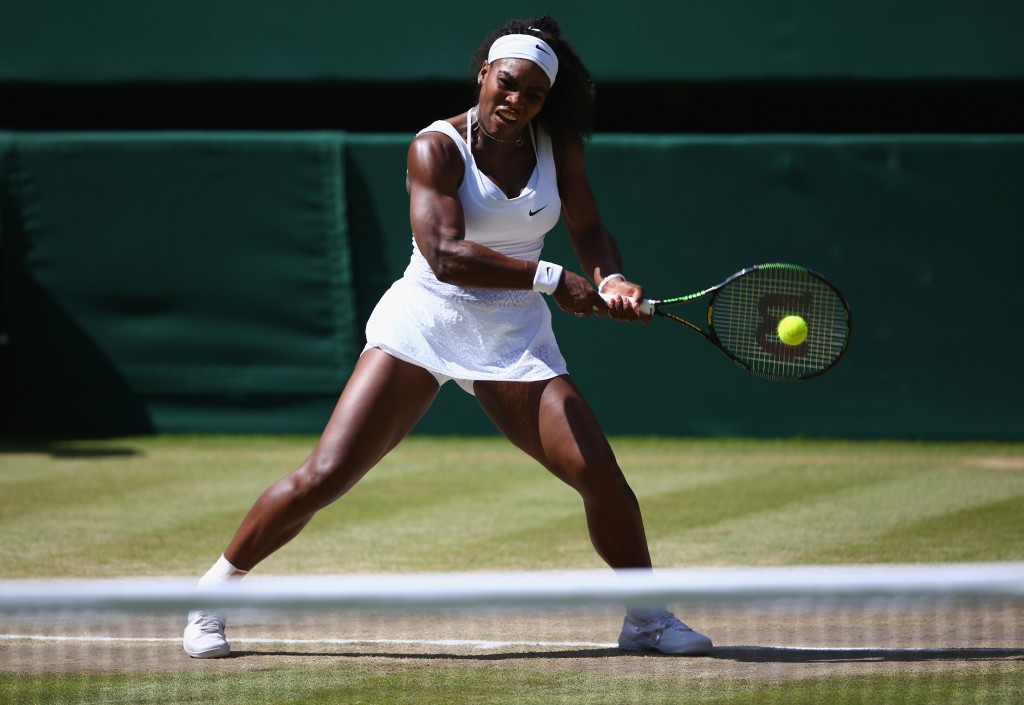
470, 16, 596, 142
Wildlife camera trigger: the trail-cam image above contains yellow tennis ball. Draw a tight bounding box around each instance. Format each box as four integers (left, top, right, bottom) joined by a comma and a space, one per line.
777, 315, 808, 346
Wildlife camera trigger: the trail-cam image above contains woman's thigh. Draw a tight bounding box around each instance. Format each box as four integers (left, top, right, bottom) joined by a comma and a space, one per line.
474, 375, 619, 488
301, 348, 440, 499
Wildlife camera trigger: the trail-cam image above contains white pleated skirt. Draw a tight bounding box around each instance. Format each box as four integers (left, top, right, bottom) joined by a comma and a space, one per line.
363, 250, 568, 394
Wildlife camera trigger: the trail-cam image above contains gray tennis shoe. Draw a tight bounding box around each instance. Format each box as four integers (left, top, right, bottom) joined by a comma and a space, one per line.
183, 610, 230, 658
618, 611, 713, 655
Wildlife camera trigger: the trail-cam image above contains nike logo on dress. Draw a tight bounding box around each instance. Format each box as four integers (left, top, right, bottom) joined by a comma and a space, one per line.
529, 205, 548, 216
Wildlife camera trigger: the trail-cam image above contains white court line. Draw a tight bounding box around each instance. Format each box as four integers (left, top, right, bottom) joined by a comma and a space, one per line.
2, 634, 1015, 655
0, 634, 615, 649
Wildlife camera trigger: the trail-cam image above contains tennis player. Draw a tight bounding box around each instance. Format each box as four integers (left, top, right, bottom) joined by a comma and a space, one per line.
184, 15, 712, 658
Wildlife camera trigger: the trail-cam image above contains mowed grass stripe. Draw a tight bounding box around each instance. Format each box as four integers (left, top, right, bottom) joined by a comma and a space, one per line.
826, 495, 1024, 563
643, 459, 1024, 566
0, 436, 589, 576
0, 437, 555, 576
263, 452, 592, 574
0, 439, 313, 577
1, 437, 1023, 579
2, 665, 1021, 705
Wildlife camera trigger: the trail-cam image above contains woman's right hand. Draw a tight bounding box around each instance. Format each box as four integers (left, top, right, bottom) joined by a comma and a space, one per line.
553, 270, 606, 318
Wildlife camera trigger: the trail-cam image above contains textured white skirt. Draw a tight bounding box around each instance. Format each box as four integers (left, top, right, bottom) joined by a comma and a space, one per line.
363, 249, 568, 393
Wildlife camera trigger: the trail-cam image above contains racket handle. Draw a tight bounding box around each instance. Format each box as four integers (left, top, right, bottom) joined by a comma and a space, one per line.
599, 290, 657, 315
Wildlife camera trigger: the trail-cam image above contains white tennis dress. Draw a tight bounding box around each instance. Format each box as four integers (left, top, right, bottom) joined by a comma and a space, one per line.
363, 116, 567, 394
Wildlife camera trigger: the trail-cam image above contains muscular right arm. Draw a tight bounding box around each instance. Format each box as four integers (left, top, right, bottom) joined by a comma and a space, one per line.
407, 132, 536, 290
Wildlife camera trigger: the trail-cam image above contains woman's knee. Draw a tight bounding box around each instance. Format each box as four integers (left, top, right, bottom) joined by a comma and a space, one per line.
285, 451, 363, 511
557, 451, 633, 504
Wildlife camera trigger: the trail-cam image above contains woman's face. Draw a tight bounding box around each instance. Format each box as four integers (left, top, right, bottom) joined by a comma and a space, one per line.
476, 58, 550, 140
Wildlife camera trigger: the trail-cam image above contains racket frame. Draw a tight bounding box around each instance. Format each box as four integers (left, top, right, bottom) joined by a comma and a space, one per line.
641, 264, 851, 381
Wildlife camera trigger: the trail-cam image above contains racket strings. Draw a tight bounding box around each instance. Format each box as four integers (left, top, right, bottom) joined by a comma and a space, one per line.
711, 265, 849, 380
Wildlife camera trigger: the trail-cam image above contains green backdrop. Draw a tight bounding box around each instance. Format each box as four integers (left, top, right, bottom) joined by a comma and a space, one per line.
2, 0, 1021, 439
3, 132, 1022, 438
4, 0, 1022, 82
1, 134, 355, 433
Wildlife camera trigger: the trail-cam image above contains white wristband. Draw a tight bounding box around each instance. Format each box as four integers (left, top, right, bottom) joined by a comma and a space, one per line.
597, 273, 625, 294
532, 260, 564, 295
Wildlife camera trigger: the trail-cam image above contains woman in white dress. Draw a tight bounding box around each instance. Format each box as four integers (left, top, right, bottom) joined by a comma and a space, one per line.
184, 15, 711, 658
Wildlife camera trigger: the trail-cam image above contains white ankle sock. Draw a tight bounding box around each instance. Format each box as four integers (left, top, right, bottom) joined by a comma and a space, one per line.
196, 555, 248, 589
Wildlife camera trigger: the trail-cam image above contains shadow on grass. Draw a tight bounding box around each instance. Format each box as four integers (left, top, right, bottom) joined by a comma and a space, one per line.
0, 439, 143, 458
709, 645, 1024, 664
227, 647, 624, 661
225, 646, 1024, 663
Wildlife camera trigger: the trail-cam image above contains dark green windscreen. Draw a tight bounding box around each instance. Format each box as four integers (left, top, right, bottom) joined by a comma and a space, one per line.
1, 134, 354, 433
2, 1, 1022, 84
4, 133, 1020, 439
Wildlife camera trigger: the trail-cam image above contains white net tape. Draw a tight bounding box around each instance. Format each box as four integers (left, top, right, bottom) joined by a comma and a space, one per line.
2, 563, 1022, 614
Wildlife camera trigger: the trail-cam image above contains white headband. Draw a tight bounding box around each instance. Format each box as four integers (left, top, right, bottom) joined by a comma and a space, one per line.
487, 34, 558, 87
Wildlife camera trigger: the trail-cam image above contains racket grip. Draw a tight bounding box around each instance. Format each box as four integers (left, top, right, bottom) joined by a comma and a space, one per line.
599, 290, 656, 315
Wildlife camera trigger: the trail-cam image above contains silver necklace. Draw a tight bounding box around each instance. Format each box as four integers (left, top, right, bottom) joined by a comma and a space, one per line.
472, 107, 524, 147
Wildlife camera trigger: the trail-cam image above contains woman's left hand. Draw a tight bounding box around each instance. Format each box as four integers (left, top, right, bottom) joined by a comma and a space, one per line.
598, 278, 649, 323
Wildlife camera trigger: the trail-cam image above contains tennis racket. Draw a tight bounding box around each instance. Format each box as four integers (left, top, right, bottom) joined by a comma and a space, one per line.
621, 263, 851, 381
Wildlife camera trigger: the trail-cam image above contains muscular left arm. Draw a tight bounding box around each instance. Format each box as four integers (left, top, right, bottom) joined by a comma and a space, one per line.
557, 135, 645, 319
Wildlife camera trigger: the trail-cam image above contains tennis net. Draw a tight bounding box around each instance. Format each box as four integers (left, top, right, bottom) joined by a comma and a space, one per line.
2, 563, 1022, 704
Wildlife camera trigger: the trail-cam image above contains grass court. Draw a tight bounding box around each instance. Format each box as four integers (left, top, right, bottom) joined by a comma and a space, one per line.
1, 435, 1022, 703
